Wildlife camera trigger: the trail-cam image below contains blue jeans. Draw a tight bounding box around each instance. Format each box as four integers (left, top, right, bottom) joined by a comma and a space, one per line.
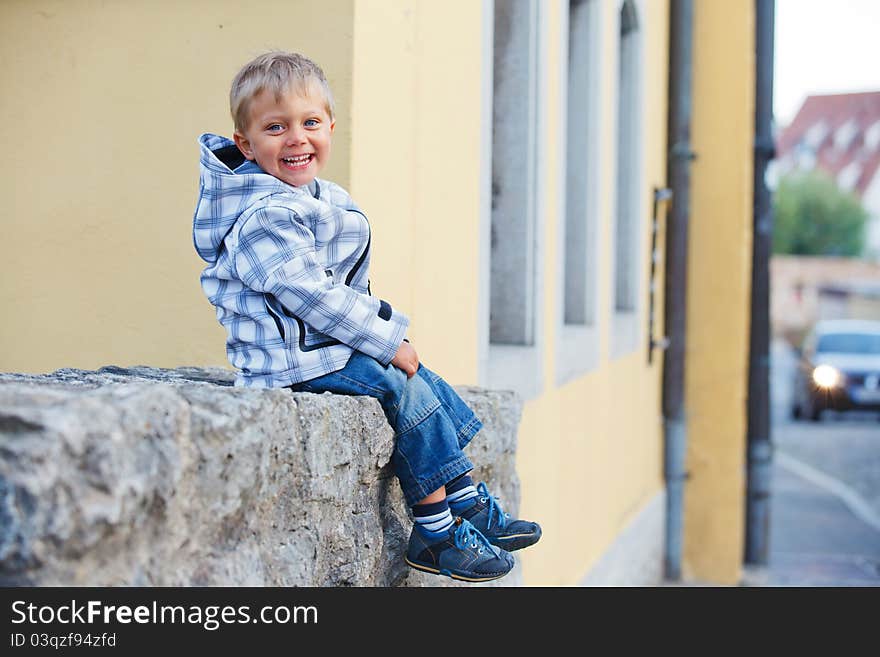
287, 351, 481, 506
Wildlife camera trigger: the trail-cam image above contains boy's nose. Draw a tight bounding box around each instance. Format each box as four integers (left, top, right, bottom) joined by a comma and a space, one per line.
286, 128, 307, 145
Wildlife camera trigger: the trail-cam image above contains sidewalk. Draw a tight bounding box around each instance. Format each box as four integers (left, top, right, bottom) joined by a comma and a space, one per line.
740, 451, 880, 586
737, 339, 880, 586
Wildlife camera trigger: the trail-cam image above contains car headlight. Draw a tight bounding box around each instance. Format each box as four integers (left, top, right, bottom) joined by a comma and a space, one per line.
812, 365, 841, 388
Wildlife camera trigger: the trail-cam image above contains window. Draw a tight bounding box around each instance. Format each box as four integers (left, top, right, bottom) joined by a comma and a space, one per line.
485, 0, 544, 399
490, 0, 539, 347
564, 0, 598, 328
558, 0, 601, 384
803, 121, 829, 150
837, 161, 861, 191
864, 120, 880, 152
795, 144, 817, 171
611, 0, 645, 357
833, 119, 858, 152
817, 332, 880, 355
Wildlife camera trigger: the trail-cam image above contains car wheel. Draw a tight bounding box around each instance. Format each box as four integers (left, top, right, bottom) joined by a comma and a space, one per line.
806, 397, 822, 422
791, 401, 802, 419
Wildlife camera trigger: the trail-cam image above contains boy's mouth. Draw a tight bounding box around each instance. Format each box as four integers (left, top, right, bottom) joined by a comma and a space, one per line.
281, 154, 313, 169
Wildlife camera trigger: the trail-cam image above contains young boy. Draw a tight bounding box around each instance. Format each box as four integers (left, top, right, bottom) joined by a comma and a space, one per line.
193, 51, 540, 582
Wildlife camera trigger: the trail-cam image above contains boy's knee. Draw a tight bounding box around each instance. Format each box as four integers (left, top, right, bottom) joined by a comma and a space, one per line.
396, 369, 439, 415
347, 352, 432, 412
416, 362, 442, 385
378, 359, 409, 404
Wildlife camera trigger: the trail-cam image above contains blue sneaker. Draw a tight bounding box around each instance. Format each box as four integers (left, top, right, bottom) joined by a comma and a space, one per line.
454, 482, 542, 552
405, 517, 514, 582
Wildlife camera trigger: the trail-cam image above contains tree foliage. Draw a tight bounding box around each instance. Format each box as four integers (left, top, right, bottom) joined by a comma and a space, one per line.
772, 171, 867, 256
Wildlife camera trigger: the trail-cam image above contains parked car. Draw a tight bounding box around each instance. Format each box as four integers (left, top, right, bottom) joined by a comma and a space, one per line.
791, 319, 880, 421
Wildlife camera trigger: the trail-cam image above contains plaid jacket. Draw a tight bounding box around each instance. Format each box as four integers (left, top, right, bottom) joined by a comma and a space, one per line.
193, 133, 409, 388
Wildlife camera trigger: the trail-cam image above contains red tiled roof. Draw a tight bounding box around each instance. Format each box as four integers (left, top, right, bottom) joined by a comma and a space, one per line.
776, 91, 880, 197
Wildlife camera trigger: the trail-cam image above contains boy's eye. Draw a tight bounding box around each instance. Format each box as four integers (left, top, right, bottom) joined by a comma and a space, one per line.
304, 119, 319, 128
267, 124, 284, 132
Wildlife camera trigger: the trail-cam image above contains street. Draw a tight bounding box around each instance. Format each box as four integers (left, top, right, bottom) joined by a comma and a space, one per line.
744, 339, 880, 585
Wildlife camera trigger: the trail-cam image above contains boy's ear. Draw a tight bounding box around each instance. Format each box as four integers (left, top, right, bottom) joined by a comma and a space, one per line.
330, 120, 335, 135
233, 131, 255, 160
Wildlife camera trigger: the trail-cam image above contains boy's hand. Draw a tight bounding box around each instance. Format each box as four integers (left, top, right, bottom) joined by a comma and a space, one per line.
391, 341, 419, 378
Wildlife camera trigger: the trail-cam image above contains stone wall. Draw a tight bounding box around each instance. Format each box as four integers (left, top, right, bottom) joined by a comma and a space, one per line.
0, 366, 523, 587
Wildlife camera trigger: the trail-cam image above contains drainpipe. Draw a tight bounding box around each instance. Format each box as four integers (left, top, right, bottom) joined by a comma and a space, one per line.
663, 0, 695, 581
745, 0, 776, 565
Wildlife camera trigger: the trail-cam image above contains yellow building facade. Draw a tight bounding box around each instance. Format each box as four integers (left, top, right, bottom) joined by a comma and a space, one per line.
1, 0, 756, 585
686, 0, 755, 584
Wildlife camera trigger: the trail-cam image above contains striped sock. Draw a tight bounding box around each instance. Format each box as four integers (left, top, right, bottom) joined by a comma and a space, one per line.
412, 499, 454, 537
445, 474, 478, 511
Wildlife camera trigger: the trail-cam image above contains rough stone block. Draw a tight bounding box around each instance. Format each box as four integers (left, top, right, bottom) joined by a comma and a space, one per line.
0, 366, 523, 587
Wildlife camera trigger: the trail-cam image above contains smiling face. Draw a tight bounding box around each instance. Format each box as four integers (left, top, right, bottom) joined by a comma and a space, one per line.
233, 85, 335, 188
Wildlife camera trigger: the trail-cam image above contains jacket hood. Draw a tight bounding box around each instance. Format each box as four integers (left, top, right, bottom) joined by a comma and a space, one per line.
192, 133, 288, 264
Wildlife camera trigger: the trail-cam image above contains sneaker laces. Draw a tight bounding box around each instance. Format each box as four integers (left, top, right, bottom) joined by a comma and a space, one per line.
477, 482, 510, 531
453, 518, 496, 555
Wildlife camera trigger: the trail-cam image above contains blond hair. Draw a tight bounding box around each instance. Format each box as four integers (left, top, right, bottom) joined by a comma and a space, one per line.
230, 51, 335, 131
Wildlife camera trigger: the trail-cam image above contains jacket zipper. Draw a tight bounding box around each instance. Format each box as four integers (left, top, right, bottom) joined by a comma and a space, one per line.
287, 208, 372, 352
265, 295, 287, 342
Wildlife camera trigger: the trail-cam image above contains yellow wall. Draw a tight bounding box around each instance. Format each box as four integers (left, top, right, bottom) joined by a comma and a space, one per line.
515, 0, 669, 584
349, 0, 484, 385
350, 0, 671, 584
1, 0, 484, 384
0, 0, 355, 373
685, 0, 755, 584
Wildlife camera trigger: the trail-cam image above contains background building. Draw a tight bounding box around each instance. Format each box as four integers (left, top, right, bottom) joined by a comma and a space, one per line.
774, 91, 880, 258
